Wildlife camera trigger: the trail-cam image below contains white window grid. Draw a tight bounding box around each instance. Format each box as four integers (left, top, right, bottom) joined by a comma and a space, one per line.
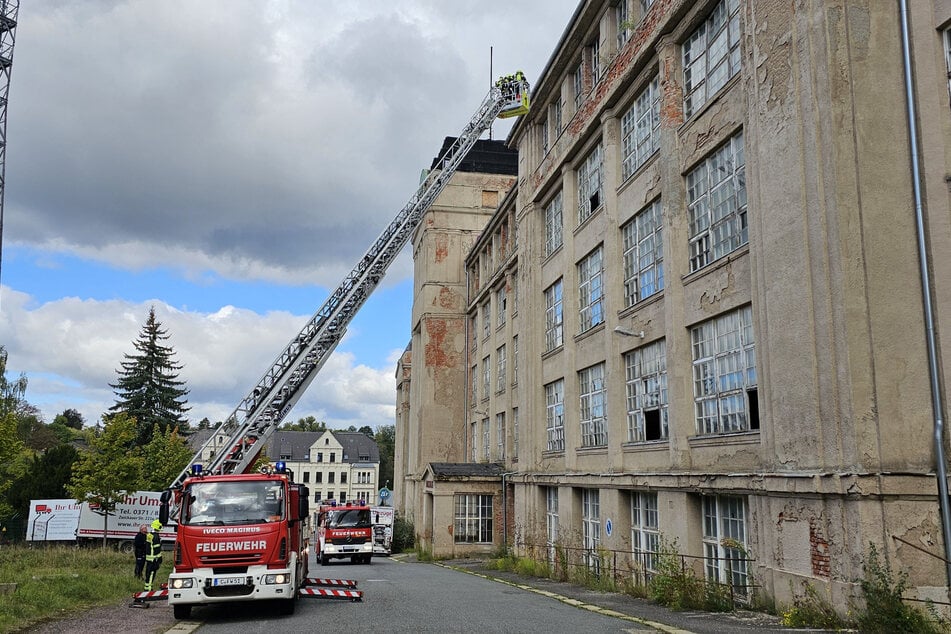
496, 344, 506, 393
686, 132, 746, 272
496, 412, 505, 460
482, 302, 491, 339
512, 407, 519, 458
578, 247, 605, 332
621, 76, 660, 179
482, 418, 490, 461
691, 306, 756, 435
546, 487, 559, 566
683, 0, 741, 118
591, 38, 602, 84
577, 143, 604, 224
579, 362, 607, 447
470, 422, 477, 461
573, 62, 585, 109
512, 335, 519, 386
544, 191, 564, 257
582, 489, 601, 573
625, 339, 669, 442
640, 0, 655, 12
470, 364, 478, 406
617, 1, 630, 49
631, 491, 660, 575
703, 495, 748, 596
454, 494, 493, 544
545, 379, 566, 452
497, 286, 507, 328
545, 279, 564, 351
552, 97, 563, 134
469, 315, 477, 350
622, 199, 664, 306
482, 356, 491, 400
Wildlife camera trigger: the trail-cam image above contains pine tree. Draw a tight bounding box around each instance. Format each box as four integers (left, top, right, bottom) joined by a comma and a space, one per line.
110, 306, 190, 446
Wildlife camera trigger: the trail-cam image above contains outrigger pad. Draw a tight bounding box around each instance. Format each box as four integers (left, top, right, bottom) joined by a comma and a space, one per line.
129, 599, 150, 609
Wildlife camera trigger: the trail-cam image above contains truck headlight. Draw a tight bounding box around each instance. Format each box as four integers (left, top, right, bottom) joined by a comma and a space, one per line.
171, 578, 194, 589
264, 574, 288, 585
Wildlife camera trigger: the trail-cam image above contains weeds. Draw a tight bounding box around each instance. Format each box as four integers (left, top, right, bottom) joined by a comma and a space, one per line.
391, 516, 415, 553
781, 581, 845, 629
648, 538, 732, 612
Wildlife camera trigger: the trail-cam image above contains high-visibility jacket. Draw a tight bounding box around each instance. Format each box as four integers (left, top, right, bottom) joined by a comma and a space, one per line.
145, 530, 162, 561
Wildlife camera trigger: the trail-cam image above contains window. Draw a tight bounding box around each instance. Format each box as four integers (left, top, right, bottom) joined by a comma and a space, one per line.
329, 453, 335, 463
317, 452, 323, 463
621, 77, 660, 179
315, 472, 323, 483
579, 363, 607, 447
545, 379, 565, 452
454, 494, 493, 543
302, 471, 310, 483
577, 143, 604, 223
512, 407, 519, 459
691, 306, 758, 435
470, 422, 477, 461
496, 412, 505, 460
945, 28, 951, 103
471, 364, 478, 406
687, 132, 746, 272
469, 315, 477, 350
545, 279, 564, 351
339, 492, 346, 503
631, 491, 659, 575
544, 191, 564, 257
625, 339, 669, 442
640, 0, 655, 13
340, 472, 347, 484
496, 345, 506, 393
578, 247, 605, 332
314, 492, 321, 503
482, 356, 491, 400
622, 199, 664, 306
582, 489, 601, 573
573, 62, 585, 109
482, 417, 490, 461
683, 0, 741, 117
590, 38, 602, 84
497, 287, 507, 327
512, 335, 518, 385
482, 302, 491, 339
551, 98, 563, 135
546, 487, 559, 566
617, 1, 630, 49
328, 472, 335, 484
541, 117, 550, 155
703, 495, 748, 596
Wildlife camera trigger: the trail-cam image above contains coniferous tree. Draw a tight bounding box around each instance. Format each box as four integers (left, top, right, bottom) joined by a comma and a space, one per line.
110, 306, 190, 446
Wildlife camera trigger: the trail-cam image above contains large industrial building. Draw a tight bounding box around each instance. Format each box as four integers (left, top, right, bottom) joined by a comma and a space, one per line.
395, 0, 951, 610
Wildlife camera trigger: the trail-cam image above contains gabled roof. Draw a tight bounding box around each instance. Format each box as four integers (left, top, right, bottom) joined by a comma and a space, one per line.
263, 430, 380, 464
428, 462, 504, 478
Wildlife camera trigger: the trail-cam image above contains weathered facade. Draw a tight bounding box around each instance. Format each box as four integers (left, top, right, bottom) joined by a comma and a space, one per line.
393, 138, 518, 557
397, 0, 951, 611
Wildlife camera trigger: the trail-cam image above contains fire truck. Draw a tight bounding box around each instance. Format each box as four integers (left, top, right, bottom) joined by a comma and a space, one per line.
157, 462, 309, 618
315, 502, 373, 565
140, 73, 531, 616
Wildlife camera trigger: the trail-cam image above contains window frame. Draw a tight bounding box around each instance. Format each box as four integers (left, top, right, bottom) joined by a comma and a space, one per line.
577, 143, 604, 224
545, 278, 565, 351
544, 191, 564, 257
621, 76, 660, 179
579, 362, 608, 448
496, 344, 506, 393
622, 199, 664, 306
625, 339, 669, 442
582, 489, 601, 573
682, 0, 742, 118
702, 495, 749, 596
545, 378, 566, 452
578, 246, 605, 332
454, 494, 494, 544
631, 491, 660, 576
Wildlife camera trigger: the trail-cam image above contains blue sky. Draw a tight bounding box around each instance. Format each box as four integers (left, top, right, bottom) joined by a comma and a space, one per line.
0, 0, 579, 430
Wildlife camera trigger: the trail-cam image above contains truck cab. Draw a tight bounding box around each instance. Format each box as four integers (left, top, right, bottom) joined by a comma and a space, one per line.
315, 502, 373, 565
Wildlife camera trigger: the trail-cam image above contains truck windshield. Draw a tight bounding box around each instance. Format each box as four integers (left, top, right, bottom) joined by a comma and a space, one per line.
182, 481, 285, 526
328, 508, 371, 528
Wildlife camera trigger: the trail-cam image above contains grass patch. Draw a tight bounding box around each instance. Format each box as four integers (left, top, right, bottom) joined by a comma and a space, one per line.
0, 544, 148, 633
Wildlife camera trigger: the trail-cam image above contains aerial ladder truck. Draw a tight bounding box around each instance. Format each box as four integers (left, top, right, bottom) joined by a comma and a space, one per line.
145, 74, 531, 616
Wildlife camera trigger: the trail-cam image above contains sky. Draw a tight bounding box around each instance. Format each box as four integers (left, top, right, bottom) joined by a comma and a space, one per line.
0, 0, 580, 432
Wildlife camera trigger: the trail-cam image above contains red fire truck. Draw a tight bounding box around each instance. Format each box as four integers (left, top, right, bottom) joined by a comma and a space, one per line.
315, 502, 373, 565
158, 462, 310, 619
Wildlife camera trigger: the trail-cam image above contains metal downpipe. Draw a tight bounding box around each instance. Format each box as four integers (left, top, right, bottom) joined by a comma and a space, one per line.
898, 0, 951, 589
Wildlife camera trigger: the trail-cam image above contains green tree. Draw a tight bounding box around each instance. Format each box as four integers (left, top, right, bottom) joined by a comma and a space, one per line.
68, 412, 144, 549
8, 444, 79, 519
0, 347, 27, 518
358, 425, 374, 438
280, 415, 326, 432
139, 426, 193, 491
109, 306, 190, 446
375, 424, 395, 491
53, 408, 85, 429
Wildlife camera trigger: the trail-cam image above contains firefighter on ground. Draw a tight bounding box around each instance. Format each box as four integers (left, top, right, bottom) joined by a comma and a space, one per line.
143, 519, 163, 591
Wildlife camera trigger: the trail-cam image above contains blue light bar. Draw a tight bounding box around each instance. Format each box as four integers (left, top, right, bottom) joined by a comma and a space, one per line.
191, 464, 203, 476
275, 461, 287, 473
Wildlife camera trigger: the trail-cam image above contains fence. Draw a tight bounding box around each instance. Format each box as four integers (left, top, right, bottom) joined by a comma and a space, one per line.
516, 539, 758, 607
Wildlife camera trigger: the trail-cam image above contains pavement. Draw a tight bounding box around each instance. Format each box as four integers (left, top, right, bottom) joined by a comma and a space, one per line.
398, 554, 841, 634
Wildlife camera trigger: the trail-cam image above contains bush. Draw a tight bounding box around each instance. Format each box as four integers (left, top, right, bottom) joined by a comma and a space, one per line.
648, 538, 732, 612
781, 582, 845, 629
854, 543, 949, 634
391, 515, 415, 553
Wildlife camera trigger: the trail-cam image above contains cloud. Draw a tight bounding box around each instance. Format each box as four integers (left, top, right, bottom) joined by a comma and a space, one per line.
0, 289, 397, 429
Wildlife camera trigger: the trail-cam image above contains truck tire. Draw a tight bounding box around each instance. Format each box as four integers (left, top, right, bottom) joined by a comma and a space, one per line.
277, 598, 296, 616
118, 540, 134, 555
173, 604, 192, 619
320, 553, 329, 566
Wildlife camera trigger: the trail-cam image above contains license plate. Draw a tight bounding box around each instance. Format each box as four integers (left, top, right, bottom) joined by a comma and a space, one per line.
213, 576, 245, 586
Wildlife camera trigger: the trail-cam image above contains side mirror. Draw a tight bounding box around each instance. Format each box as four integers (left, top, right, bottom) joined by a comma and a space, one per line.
159, 490, 171, 525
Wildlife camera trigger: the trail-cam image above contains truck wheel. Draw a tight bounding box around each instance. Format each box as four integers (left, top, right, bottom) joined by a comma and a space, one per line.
350, 555, 358, 564
118, 540, 134, 555
364, 555, 372, 565
173, 604, 192, 619
277, 598, 296, 616
320, 554, 329, 566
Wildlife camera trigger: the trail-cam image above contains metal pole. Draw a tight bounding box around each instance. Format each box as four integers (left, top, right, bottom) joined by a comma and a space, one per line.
898, 0, 951, 592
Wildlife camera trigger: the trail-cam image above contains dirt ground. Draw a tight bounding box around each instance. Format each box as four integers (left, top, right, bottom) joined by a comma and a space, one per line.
17, 598, 177, 634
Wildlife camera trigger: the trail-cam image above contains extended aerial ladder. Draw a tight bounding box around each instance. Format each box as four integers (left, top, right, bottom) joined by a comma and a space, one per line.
170, 74, 530, 490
